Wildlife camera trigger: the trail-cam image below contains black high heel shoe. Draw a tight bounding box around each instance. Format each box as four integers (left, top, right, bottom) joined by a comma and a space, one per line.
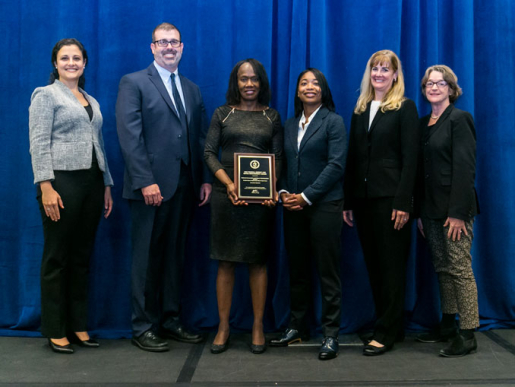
68, 333, 100, 348
48, 338, 74, 354
211, 335, 230, 354
250, 342, 266, 354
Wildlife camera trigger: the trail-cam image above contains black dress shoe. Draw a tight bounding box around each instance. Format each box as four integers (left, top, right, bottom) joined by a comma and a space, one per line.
132, 331, 169, 352
439, 334, 477, 357
269, 328, 309, 347
162, 326, 203, 344
363, 342, 392, 356
210, 336, 230, 354
319, 337, 338, 360
68, 333, 100, 348
250, 343, 266, 354
48, 339, 74, 354
416, 328, 457, 343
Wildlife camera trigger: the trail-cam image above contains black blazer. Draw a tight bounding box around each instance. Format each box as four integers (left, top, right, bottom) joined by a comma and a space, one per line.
344, 99, 420, 212
279, 107, 347, 204
116, 64, 211, 201
418, 104, 479, 221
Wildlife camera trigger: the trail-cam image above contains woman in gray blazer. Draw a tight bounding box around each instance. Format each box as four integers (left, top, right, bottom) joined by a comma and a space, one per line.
29, 39, 113, 354
269, 68, 347, 361
416, 65, 479, 357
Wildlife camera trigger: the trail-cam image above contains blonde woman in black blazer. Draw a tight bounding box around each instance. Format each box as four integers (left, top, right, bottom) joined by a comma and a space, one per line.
343, 50, 419, 356
416, 65, 479, 357
269, 69, 347, 360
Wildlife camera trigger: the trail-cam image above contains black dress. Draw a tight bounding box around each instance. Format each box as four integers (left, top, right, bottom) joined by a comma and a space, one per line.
204, 105, 283, 263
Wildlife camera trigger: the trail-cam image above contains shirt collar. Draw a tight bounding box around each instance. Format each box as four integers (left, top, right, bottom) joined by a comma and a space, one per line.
153, 61, 179, 80
299, 104, 322, 127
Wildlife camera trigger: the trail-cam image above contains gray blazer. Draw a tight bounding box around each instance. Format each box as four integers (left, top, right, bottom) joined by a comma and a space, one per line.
29, 80, 113, 186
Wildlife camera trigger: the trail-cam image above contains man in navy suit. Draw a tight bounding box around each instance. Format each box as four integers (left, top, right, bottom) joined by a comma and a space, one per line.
116, 23, 211, 352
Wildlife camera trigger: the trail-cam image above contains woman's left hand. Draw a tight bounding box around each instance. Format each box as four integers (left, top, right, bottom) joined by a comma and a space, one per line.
104, 186, 113, 218
282, 193, 307, 211
444, 217, 468, 241
391, 209, 409, 230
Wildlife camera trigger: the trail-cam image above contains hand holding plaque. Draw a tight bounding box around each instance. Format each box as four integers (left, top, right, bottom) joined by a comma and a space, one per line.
234, 153, 276, 204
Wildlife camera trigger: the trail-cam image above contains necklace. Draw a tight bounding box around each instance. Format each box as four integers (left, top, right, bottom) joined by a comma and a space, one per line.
430, 112, 440, 120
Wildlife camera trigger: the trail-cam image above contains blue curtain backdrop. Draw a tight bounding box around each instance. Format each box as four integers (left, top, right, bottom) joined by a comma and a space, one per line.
1, 0, 514, 338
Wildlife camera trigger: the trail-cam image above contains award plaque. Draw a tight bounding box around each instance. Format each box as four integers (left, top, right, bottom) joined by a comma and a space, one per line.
234, 153, 276, 203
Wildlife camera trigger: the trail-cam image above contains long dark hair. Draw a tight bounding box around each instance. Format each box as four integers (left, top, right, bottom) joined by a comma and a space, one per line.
49, 38, 88, 89
226, 58, 271, 106
294, 68, 335, 117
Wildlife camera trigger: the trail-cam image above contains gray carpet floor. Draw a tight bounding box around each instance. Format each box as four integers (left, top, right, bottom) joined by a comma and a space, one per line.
1, 330, 515, 386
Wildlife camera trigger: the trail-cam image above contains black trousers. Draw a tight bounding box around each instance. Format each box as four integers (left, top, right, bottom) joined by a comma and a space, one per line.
37, 166, 104, 338
353, 197, 412, 347
130, 163, 194, 337
283, 199, 343, 338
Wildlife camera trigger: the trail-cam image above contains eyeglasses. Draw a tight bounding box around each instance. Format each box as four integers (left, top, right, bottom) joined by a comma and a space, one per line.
425, 81, 448, 88
153, 39, 181, 48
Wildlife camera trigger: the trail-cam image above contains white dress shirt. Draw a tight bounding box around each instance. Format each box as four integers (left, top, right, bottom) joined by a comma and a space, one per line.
369, 100, 381, 130
154, 61, 186, 114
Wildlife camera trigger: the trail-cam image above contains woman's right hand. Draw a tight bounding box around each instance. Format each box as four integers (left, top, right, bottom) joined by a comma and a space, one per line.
226, 182, 247, 206
40, 181, 64, 222
343, 210, 354, 227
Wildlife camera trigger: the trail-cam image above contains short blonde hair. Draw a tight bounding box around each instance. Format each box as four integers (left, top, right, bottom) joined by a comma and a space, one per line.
354, 50, 406, 114
420, 65, 462, 103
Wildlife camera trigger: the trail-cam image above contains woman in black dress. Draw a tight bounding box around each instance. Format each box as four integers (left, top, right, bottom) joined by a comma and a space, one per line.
416, 65, 479, 357
204, 59, 282, 354
343, 50, 419, 356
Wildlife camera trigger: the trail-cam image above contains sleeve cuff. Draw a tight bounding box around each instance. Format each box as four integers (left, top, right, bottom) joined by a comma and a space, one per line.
301, 192, 312, 206
278, 189, 289, 203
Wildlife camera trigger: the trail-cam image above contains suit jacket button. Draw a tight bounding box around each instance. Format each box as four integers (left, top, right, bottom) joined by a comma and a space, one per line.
425, 174, 429, 179
178, 134, 182, 138
298, 172, 301, 176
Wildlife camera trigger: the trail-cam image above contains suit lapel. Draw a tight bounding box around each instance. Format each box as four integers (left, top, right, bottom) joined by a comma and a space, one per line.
147, 65, 180, 120
368, 104, 384, 135
425, 104, 454, 140
299, 107, 327, 152
179, 74, 193, 126
81, 90, 100, 128
363, 103, 371, 133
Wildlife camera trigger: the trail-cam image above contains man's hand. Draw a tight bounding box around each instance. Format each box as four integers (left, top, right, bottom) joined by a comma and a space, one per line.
199, 183, 212, 206
141, 184, 163, 206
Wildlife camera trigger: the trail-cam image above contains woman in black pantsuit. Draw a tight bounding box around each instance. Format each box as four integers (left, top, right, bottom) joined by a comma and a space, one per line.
269, 69, 347, 361
343, 50, 419, 356
29, 39, 113, 354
